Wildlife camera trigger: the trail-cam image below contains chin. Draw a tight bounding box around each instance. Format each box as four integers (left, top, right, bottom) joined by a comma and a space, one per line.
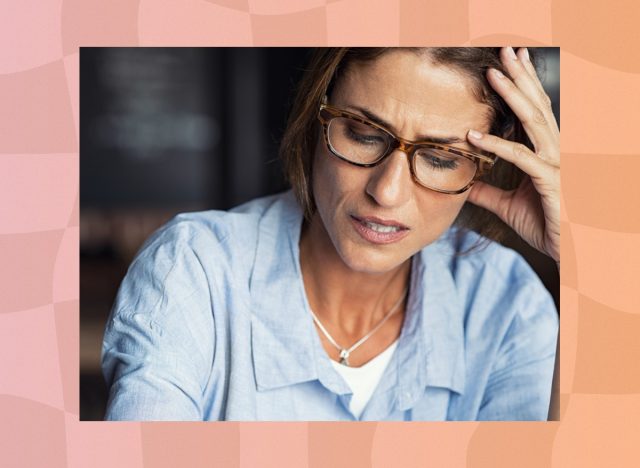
336, 241, 411, 275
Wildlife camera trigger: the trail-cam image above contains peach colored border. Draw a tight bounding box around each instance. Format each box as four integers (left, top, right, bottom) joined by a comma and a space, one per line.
2, 1, 639, 466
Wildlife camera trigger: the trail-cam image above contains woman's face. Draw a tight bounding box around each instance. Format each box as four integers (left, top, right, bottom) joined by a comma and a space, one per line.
310, 50, 493, 274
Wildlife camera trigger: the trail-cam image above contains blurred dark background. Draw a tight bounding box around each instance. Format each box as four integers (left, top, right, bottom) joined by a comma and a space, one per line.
80, 48, 560, 420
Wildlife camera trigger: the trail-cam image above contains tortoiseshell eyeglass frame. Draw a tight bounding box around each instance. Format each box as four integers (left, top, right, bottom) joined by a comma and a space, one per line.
317, 101, 496, 195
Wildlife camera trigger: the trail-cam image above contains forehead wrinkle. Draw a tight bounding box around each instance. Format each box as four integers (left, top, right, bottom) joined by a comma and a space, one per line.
333, 53, 493, 139
387, 90, 493, 139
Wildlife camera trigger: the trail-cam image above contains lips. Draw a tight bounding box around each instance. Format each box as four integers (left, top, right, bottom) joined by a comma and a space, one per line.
350, 215, 410, 244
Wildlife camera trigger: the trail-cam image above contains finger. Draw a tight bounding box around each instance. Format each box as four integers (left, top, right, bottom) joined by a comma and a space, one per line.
500, 47, 551, 120
468, 129, 559, 173
489, 60, 556, 151
517, 48, 560, 134
519, 48, 547, 93
467, 181, 513, 222
487, 66, 558, 159
514, 48, 551, 107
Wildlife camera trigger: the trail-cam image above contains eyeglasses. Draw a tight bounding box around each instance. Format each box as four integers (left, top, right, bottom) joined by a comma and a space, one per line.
318, 102, 496, 194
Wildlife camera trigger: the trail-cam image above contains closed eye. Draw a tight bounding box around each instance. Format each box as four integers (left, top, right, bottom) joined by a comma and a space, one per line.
340, 119, 387, 146
346, 127, 385, 145
426, 156, 458, 170
416, 149, 461, 171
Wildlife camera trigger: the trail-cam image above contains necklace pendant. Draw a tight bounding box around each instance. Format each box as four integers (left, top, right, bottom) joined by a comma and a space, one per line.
339, 349, 350, 366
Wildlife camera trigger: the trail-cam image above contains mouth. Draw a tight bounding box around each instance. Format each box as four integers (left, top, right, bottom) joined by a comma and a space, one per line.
350, 215, 410, 244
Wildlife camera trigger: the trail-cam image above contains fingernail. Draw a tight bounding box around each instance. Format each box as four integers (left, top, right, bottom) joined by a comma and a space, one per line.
522, 47, 530, 62
506, 46, 517, 60
491, 68, 505, 79
468, 129, 483, 139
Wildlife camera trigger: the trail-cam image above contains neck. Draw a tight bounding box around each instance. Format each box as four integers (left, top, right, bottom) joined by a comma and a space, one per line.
299, 214, 411, 339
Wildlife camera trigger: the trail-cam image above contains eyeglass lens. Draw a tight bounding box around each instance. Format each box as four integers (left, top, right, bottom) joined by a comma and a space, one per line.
327, 117, 477, 192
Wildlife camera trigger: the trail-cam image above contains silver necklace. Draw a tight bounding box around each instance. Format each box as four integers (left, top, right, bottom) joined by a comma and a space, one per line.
309, 287, 408, 366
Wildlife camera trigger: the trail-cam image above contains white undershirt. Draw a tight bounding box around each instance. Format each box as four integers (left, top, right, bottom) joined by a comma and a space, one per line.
330, 340, 398, 419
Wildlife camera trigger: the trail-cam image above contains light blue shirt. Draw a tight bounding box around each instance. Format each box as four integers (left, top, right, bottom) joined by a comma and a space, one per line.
102, 191, 558, 421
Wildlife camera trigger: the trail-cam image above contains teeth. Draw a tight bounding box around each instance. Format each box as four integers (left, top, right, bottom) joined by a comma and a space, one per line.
365, 221, 401, 233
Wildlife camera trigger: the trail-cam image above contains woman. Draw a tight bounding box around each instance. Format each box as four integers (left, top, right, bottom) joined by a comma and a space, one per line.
102, 47, 559, 421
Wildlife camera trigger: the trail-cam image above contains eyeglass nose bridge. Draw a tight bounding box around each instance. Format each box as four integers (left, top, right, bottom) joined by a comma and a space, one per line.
382, 135, 421, 166
376, 136, 429, 189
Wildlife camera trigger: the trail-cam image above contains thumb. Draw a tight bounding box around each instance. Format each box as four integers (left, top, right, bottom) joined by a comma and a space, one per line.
467, 181, 512, 221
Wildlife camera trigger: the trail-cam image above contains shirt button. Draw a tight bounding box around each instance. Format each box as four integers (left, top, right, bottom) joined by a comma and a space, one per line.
404, 391, 412, 400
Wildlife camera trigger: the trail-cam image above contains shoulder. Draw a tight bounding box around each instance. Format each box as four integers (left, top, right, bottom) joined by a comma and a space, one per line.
146, 191, 291, 248
441, 229, 550, 300
447, 229, 538, 284
134, 191, 295, 271
115, 191, 298, 314
436, 228, 557, 334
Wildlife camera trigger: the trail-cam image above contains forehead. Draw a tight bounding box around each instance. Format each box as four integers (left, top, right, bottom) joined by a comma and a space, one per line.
331, 50, 492, 136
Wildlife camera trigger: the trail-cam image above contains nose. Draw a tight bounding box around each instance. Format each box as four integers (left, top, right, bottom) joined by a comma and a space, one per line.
365, 149, 412, 208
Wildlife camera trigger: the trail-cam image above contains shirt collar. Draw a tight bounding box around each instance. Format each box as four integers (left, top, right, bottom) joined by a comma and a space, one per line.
392, 240, 466, 410
249, 192, 350, 394
249, 191, 465, 402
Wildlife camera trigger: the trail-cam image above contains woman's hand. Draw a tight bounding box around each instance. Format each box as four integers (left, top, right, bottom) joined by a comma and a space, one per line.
467, 46, 560, 265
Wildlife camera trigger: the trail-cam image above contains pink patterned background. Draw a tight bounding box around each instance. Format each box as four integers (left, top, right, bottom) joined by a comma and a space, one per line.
2, 0, 640, 466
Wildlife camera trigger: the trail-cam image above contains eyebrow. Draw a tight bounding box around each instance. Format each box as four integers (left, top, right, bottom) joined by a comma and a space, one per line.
345, 105, 467, 145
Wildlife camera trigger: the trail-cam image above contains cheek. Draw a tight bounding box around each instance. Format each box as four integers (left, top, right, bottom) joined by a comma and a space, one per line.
414, 191, 469, 233
312, 146, 336, 207
312, 144, 362, 207
312, 147, 346, 231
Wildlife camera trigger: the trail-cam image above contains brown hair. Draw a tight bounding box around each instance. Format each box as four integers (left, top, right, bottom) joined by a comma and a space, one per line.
279, 48, 540, 245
